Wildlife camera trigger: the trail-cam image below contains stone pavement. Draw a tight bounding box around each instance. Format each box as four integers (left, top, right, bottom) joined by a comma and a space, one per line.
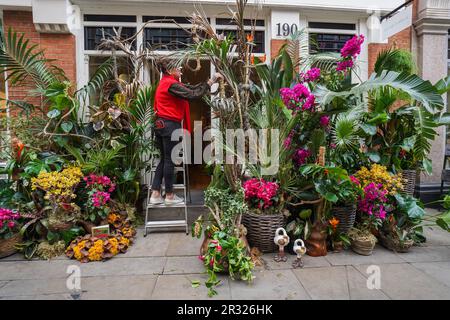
1, 213, 450, 300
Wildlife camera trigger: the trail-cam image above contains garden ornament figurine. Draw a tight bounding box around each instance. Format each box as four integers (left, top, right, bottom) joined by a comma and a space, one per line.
274, 228, 290, 262
292, 239, 307, 268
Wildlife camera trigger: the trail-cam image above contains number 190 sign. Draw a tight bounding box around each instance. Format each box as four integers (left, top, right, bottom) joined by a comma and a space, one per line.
276, 23, 299, 37
271, 11, 301, 40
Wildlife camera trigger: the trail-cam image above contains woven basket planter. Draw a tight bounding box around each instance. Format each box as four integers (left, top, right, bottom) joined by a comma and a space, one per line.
379, 230, 414, 253
0, 233, 22, 259
331, 204, 356, 235
401, 169, 417, 197
242, 212, 285, 253
47, 221, 74, 233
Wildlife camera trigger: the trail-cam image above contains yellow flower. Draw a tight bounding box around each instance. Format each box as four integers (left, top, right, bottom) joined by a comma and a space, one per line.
355, 164, 404, 195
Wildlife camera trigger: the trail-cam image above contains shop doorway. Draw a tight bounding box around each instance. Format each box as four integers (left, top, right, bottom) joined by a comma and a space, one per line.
181, 59, 211, 191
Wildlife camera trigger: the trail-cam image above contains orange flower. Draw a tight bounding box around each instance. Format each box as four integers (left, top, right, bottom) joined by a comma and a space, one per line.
250, 54, 255, 65
260, 54, 267, 63
329, 217, 340, 230
17, 141, 24, 159
324, 169, 329, 175
246, 33, 254, 43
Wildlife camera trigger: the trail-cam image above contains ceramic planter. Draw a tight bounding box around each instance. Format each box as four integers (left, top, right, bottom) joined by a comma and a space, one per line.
305, 222, 328, 257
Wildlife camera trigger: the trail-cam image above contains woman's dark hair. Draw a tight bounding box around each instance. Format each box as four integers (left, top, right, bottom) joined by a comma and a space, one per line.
156, 57, 175, 74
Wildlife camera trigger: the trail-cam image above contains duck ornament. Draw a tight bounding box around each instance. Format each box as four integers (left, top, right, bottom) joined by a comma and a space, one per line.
274, 228, 290, 262
292, 239, 307, 268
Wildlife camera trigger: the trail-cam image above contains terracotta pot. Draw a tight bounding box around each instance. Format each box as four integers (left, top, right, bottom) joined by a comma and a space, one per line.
305, 222, 328, 257
0, 233, 22, 259
332, 241, 344, 253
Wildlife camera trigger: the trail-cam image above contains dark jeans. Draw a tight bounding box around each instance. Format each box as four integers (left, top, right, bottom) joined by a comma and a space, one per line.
151, 118, 182, 194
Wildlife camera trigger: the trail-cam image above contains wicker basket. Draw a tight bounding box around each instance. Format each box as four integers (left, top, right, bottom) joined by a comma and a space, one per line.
47, 221, 73, 233
331, 204, 356, 234
0, 233, 22, 259
242, 212, 285, 253
379, 231, 414, 253
401, 169, 417, 197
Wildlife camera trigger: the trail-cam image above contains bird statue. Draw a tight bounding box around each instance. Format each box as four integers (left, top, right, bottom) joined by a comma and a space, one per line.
292, 239, 307, 268
274, 228, 290, 262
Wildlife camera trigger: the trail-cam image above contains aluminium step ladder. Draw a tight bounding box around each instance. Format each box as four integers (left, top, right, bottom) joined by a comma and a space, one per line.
144, 124, 191, 236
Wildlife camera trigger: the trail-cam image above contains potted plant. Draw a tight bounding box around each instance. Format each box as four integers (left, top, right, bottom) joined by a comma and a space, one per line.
350, 182, 391, 255
299, 163, 361, 256
241, 178, 287, 253
0, 208, 22, 258
326, 217, 351, 252
192, 166, 254, 297
82, 173, 116, 229
379, 194, 426, 252
31, 166, 84, 232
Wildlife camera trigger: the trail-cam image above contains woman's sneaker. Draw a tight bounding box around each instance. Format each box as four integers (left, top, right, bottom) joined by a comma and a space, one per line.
165, 194, 184, 205
149, 195, 164, 205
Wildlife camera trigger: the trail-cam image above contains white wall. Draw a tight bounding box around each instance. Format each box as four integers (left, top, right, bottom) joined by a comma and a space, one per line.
71, 0, 403, 13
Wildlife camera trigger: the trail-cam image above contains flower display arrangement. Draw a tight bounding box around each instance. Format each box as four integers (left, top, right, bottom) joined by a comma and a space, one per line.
84, 174, 116, 223
31, 167, 84, 229
66, 211, 136, 263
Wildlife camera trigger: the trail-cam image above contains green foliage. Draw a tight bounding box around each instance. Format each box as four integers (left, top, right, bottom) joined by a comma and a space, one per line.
374, 49, 415, 76
202, 231, 254, 297
0, 28, 64, 89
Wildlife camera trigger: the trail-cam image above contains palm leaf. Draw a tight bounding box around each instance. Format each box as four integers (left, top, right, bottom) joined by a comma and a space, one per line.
413, 107, 438, 166
316, 71, 444, 114
76, 57, 114, 98
0, 28, 59, 89
332, 114, 360, 152
374, 48, 414, 75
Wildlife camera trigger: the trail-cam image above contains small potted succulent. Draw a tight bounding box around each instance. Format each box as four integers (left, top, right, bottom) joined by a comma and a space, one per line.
0, 208, 22, 258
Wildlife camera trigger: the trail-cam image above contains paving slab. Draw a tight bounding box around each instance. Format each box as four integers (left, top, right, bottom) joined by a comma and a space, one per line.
261, 254, 331, 270
79, 275, 158, 300
292, 266, 350, 300
163, 256, 205, 275
121, 229, 171, 258
0, 278, 69, 297
0, 293, 73, 300
166, 233, 203, 256
229, 269, 310, 300
422, 226, 450, 247
397, 246, 450, 263
324, 246, 404, 266
151, 274, 231, 300
0, 259, 74, 281
78, 257, 167, 277
345, 266, 390, 300
411, 261, 450, 288
354, 263, 450, 300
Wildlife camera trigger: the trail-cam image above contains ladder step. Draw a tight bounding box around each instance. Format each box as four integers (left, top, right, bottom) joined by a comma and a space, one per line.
151, 166, 185, 172
147, 201, 186, 208
161, 184, 186, 190
145, 220, 187, 228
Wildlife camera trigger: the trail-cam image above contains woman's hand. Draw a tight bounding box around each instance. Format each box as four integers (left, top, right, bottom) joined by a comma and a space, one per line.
208, 72, 224, 86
